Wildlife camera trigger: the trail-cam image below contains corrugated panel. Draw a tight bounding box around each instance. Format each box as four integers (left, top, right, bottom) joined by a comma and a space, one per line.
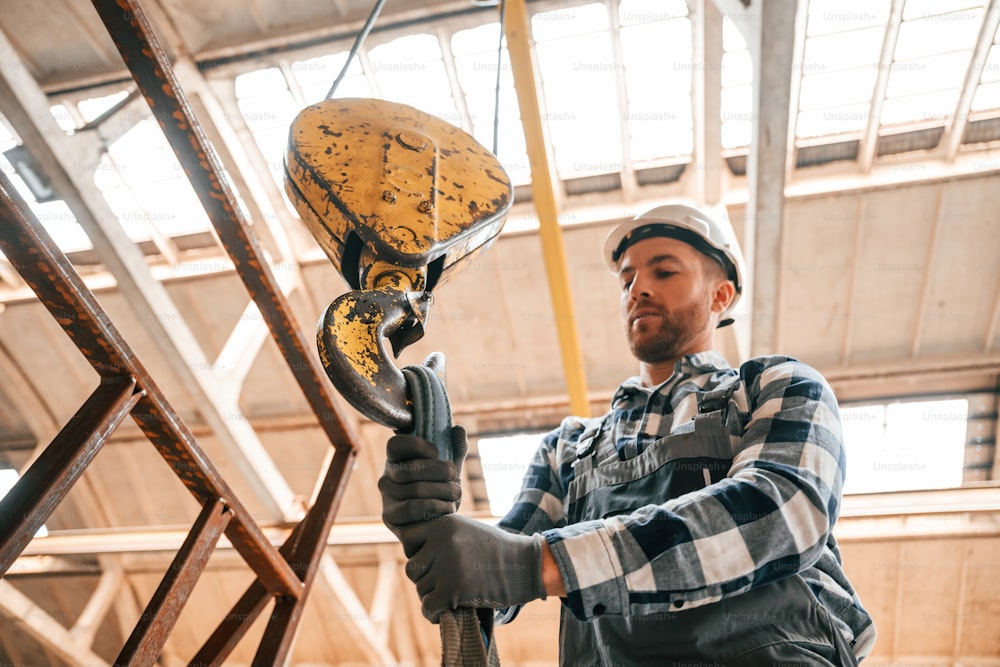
876, 126, 944, 156
795, 139, 860, 169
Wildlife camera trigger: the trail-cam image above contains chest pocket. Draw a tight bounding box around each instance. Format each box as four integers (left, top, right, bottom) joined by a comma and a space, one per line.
566, 381, 744, 524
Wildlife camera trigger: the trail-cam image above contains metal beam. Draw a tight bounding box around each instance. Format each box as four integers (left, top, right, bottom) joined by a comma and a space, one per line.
10, 484, 1000, 564
505, 0, 590, 418
720, 0, 799, 357
0, 171, 304, 597
90, 0, 359, 459
859, 0, 904, 173
607, 0, 637, 202
0, 26, 298, 519
0, 579, 110, 667
117, 498, 231, 664
0, 377, 140, 572
693, 0, 724, 206
784, 0, 810, 184
944, 0, 1000, 161
0, 338, 151, 657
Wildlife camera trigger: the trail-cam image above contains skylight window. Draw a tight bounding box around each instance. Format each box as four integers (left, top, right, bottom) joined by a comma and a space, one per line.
972, 39, 1000, 112
100, 119, 212, 240
796, 0, 889, 140
368, 34, 459, 124
235, 67, 302, 189
618, 0, 693, 161
721, 16, 753, 149
880, 6, 983, 126
841, 398, 968, 494
77, 90, 130, 123
451, 23, 530, 184
290, 52, 372, 105
532, 3, 623, 177
0, 115, 90, 252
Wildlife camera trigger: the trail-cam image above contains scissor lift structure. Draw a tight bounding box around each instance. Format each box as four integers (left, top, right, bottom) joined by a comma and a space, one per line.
0, 0, 363, 663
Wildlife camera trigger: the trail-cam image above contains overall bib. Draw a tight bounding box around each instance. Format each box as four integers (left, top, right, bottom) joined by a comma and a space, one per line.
559, 381, 859, 667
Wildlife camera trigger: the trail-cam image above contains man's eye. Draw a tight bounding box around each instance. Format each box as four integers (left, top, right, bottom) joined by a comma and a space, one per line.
657, 271, 675, 279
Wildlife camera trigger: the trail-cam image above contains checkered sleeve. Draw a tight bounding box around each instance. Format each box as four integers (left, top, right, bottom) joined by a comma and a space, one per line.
543, 357, 846, 621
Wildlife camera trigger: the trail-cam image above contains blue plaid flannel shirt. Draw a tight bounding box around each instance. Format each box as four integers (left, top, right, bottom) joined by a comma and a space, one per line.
496, 351, 876, 659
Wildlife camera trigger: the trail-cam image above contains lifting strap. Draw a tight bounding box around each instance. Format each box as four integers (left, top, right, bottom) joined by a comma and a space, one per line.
401, 360, 501, 667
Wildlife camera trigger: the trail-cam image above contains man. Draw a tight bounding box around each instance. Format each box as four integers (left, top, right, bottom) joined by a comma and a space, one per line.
380, 202, 876, 665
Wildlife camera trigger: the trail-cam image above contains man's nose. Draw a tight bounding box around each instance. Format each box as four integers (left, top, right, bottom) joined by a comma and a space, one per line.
627, 272, 652, 299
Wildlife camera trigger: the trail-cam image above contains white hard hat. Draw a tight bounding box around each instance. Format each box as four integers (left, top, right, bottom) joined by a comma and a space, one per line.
604, 202, 746, 322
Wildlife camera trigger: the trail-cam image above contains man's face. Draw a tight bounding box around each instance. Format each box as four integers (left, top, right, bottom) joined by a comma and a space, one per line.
617, 236, 719, 364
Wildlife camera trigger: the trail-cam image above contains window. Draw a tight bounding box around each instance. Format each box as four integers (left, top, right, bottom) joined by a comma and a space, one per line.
841, 398, 968, 494
368, 33, 460, 124
452, 22, 530, 184
0, 114, 89, 253
797, 0, 889, 139
880, 5, 984, 126
618, 0, 693, 161
532, 3, 623, 177
476, 432, 545, 516
721, 15, 753, 149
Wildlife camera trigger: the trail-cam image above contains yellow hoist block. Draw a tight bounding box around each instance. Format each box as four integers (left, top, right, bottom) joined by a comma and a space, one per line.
284, 98, 513, 293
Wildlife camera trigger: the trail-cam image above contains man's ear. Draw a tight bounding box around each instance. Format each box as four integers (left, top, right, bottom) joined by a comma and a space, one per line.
710, 279, 736, 315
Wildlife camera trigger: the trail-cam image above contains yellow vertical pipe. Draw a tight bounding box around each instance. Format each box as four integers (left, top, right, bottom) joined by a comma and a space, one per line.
504, 0, 590, 418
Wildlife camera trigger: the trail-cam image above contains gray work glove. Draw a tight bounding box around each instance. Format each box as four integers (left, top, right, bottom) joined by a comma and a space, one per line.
401, 514, 546, 622
379, 426, 468, 553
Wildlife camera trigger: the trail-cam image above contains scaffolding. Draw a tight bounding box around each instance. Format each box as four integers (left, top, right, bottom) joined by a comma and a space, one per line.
0, 0, 362, 663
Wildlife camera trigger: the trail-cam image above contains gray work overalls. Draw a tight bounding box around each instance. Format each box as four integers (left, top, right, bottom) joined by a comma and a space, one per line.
559, 380, 860, 667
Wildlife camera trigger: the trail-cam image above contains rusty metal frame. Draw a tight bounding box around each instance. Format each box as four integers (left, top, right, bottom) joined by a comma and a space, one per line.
0, 0, 364, 662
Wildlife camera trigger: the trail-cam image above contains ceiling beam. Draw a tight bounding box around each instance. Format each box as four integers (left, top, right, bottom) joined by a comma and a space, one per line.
784, 0, 810, 184
504, 0, 590, 418
0, 26, 297, 520
11, 484, 1000, 563
0, 341, 152, 658
824, 354, 1000, 385
715, 0, 799, 356
692, 0, 724, 206
859, 0, 905, 173
317, 555, 400, 665
68, 566, 124, 647
607, 0, 637, 203
0, 579, 110, 667
991, 388, 1000, 481
944, 0, 1000, 162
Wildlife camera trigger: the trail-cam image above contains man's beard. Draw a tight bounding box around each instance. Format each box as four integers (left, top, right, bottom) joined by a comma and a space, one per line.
626, 298, 709, 364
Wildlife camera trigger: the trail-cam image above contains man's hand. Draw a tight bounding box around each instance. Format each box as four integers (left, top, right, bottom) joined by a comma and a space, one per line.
379, 426, 468, 553
401, 514, 546, 621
